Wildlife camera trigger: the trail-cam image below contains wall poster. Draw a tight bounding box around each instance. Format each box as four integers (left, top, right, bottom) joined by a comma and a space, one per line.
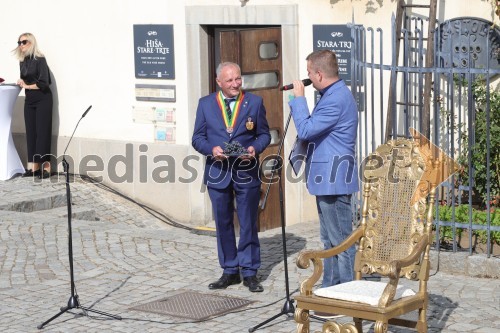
134, 24, 175, 79
313, 24, 357, 85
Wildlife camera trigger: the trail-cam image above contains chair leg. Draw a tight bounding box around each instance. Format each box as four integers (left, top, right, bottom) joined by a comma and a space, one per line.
354, 317, 363, 332
374, 321, 388, 333
294, 307, 310, 333
416, 308, 428, 333
322, 321, 359, 333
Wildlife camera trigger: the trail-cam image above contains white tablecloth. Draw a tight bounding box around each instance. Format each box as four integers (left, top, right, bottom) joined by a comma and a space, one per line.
0, 85, 25, 180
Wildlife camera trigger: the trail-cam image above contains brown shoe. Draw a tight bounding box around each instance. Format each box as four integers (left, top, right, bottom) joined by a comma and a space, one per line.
208, 273, 241, 289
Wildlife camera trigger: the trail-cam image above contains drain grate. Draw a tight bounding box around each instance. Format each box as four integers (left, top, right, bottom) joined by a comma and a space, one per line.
130, 290, 253, 320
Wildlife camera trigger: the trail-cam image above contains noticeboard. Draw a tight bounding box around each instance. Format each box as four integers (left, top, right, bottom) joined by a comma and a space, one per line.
134, 24, 175, 79
135, 84, 176, 102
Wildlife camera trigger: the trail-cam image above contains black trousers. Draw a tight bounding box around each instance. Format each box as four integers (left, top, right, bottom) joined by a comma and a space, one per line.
24, 89, 53, 163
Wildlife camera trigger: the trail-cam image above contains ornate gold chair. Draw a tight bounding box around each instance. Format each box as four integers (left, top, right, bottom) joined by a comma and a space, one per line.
294, 137, 441, 333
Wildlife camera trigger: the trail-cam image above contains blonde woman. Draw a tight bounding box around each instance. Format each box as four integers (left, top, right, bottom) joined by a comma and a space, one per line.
13, 33, 53, 179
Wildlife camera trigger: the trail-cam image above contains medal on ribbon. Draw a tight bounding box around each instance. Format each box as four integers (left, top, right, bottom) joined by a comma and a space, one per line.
216, 91, 244, 134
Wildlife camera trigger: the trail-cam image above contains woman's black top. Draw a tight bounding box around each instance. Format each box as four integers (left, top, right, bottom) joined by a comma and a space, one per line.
19, 56, 51, 92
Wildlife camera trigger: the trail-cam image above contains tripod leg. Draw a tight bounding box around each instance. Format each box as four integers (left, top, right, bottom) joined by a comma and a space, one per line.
37, 306, 71, 329
281, 299, 295, 316
249, 298, 295, 332
248, 310, 286, 332
80, 306, 122, 320
38, 293, 121, 329
38, 295, 79, 329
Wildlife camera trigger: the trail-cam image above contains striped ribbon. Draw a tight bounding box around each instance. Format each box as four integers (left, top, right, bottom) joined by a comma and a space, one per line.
216, 91, 244, 130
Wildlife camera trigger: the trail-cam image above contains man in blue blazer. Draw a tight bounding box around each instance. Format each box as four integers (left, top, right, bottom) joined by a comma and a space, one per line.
289, 50, 359, 297
192, 62, 271, 292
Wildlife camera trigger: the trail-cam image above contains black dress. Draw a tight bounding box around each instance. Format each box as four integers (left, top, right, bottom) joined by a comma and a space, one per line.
20, 56, 53, 164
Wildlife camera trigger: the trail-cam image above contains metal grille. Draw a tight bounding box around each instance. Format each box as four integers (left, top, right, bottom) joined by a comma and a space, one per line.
130, 291, 253, 320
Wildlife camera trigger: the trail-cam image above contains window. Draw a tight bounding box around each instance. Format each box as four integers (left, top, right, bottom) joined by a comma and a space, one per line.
242, 72, 279, 90
259, 42, 278, 59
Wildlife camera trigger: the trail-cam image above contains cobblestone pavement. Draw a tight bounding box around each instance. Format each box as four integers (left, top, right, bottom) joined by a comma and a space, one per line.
0, 175, 499, 333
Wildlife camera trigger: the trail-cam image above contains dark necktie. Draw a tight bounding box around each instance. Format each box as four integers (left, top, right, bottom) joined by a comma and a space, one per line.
224, 98, 234, 122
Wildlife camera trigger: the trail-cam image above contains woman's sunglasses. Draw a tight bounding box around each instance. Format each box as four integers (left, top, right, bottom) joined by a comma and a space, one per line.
17, 40, 29, 46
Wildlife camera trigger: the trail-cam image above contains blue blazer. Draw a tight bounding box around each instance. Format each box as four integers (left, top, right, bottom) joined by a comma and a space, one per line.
192, 91, 271, 189
289, 80, 359, 196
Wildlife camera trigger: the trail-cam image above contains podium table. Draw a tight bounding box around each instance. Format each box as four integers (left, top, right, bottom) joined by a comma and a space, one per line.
0, 85, 25, 180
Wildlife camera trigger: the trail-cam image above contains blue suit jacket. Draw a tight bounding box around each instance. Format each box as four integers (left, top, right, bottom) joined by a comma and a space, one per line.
289, 80, 359, 196
192, 91, 271, 189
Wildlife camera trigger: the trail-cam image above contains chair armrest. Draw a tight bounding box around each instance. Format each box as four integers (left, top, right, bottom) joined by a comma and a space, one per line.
296, 228, 363, 296
378, 236, 428, 307
388, 235, 428, 278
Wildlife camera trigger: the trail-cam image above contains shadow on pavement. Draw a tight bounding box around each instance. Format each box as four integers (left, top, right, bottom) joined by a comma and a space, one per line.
258, 232, 307, 282
428, 294, 458, 331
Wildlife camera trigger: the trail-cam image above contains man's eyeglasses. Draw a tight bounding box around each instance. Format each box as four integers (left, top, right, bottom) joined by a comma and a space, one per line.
17, 40, 29, 46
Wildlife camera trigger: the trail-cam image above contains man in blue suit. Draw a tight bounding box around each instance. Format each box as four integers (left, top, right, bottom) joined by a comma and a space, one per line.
289, 50, 359, 296
192, 62, 271, 292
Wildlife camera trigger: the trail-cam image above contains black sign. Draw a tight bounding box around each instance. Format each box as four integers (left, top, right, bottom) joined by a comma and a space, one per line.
313, 25, 356, 84
134, 24, 175, 79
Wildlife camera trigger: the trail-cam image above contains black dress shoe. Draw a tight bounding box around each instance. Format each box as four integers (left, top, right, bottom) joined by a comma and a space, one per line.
243, 276, 264, 292
22, 169, 33, 177
39, 170, 51, 179
22, 169, 41, 177
208, 273, 241, 290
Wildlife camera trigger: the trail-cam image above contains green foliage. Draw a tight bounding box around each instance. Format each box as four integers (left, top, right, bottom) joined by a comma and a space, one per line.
434, 204, 465, 241
458, 78, 500, 208
435, 204, 500, 246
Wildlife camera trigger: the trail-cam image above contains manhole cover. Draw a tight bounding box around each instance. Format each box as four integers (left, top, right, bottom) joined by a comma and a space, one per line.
130, 290, 253, 320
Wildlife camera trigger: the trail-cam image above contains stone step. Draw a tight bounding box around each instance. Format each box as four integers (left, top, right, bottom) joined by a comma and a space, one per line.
0, 190, 66, 212
40, 205, 97, 221
430, 250, 500, 279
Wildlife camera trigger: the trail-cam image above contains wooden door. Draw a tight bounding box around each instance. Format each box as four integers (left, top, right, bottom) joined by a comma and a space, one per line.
214, 26, 283, 231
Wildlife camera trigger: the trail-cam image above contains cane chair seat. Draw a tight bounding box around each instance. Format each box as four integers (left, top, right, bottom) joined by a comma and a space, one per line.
294, 137, 439, 333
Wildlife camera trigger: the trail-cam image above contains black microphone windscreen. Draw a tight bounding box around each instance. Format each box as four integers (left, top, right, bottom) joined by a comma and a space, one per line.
82, 105, 92, 118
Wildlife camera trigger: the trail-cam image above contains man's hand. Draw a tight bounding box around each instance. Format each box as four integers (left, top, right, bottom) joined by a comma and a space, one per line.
292, 79, 305, 97
240, 146, 256, 160
212, 146, 227, 160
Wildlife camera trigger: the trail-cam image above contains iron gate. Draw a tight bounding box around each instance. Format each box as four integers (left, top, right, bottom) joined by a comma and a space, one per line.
349, 15, 500, 257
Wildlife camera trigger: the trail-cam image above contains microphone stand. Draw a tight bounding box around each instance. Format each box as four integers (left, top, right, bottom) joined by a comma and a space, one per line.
248, 105, 295, 332
38, 106, 122, 329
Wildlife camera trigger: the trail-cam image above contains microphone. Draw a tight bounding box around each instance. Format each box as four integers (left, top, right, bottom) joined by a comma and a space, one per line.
82, 105, 92, 118
279, 78, 312, 91
63, 105, 92, 156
